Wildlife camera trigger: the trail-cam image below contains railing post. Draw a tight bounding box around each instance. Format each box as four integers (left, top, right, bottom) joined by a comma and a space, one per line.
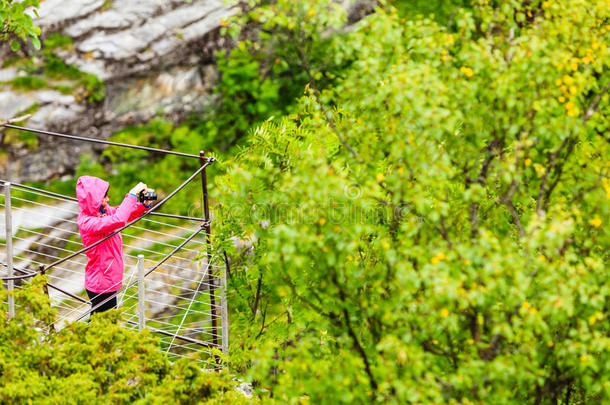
4, 182, 15, 318
40, 265, 54, 331
221, 265, 228, 355
137, 254, 145, 331
200, 151, 219, 350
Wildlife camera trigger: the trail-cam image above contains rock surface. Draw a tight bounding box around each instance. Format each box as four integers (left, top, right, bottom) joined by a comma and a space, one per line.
1, 0, 237, 183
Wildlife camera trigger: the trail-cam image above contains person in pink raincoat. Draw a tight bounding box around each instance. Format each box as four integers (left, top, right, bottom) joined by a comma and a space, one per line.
76, 176, 154, 315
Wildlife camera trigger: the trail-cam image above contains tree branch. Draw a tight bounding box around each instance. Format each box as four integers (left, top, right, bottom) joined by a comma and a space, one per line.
536, 135, 571, 216
583, 80, 610, 123
500, 178, 524, 237
331, 272, 378, 395
252, 273, 263, 317
294, 46, 360, 160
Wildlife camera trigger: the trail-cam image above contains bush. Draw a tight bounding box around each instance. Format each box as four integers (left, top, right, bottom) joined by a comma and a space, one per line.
0, 277, 247, 404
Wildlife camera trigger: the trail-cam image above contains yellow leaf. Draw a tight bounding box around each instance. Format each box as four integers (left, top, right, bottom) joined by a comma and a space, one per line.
431, 252, 446, 265
589, 217, 602, 228
460, 66, 474, 78
602, 179, 610, 198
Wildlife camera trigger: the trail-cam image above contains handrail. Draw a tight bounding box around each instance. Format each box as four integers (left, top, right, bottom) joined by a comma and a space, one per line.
1, 124, 209, 161
0, 262, 90, 304
0, 180, 205, 222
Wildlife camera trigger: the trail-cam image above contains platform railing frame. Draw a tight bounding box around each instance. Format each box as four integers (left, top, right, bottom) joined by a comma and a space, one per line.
0, 123, 228, 363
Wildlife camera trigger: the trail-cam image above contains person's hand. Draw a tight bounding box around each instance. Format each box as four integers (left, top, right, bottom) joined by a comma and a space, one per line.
142, 187, 155, 200
129, 182, 147, 196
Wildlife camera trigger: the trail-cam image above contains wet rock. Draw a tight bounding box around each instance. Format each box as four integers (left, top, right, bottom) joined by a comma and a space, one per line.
236, 382, 254, 398
0, 67, 18, 82
28, 103, 86, 130
36, 0, 106, 31
0, 91, 35, 120
32, 90, 75, 105
66, 0, 235, 80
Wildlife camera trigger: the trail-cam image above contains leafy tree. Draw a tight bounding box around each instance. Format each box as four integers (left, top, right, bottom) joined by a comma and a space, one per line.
0, 0, 41, 52
214, 0, 610, 403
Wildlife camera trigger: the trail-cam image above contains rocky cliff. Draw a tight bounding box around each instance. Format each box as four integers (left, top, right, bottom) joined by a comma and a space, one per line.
0, 0, 237, 182
0, 0, 376, 183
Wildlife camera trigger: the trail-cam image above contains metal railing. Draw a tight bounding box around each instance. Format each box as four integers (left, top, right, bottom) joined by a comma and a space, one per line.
0, 123, 229, 367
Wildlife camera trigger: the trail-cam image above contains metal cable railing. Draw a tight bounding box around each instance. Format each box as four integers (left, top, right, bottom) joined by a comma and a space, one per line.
1, 124, 228, 367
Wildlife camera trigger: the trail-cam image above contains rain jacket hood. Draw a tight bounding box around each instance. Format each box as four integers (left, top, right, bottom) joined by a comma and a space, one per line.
76, 176, 109, 216
76, 176, 148, 293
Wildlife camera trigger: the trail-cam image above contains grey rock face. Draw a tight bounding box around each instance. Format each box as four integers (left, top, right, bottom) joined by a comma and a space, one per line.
0, 68, 18, 82
36, 0, 107, 30
1, 0, 238, 183
0, 92, 35, 119
65, 0, 235, 80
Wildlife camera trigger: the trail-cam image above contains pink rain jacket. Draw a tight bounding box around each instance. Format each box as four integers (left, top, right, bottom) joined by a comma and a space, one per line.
76, 176, 148, 293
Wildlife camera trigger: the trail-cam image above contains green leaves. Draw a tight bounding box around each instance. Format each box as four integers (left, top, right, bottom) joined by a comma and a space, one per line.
1, 0, 41, 53
0, 278, 243, 403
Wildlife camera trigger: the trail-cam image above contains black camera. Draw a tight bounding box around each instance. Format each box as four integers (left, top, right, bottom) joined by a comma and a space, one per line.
138, 191, 157, 203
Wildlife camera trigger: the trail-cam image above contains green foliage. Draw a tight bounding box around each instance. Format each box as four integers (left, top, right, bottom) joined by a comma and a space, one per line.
78, 72, 106, 102
2, 42, 105, 102
43, 51, 81, 79
392, 0, 472, 25
3, 127, 39, 149
6, 74, 47, 90
43, 32, 73, 50
41, 49, 106, 102
0, 0, 41, 52
0, 277, 248, 404
6, 0, 610, 402
212, 0, 610, 403
189, 0, 353, 151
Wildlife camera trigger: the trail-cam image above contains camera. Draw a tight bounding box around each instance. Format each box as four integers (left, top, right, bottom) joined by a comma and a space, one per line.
138, 190, 157, 203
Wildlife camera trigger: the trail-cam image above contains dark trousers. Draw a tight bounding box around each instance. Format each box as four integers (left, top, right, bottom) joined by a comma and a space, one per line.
86, 289, 117, 314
